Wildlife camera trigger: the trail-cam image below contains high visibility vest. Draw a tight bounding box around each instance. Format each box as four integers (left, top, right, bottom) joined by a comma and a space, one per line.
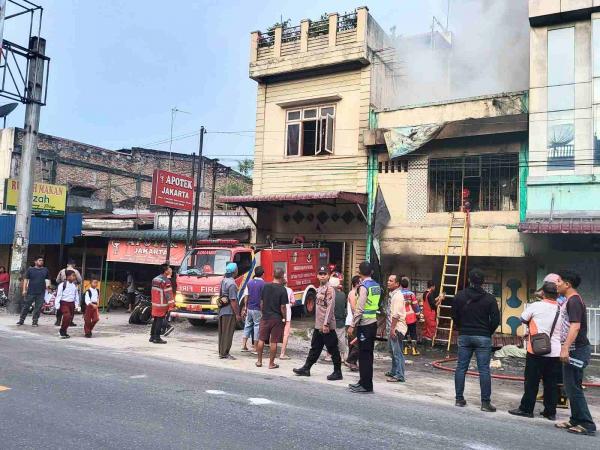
151, 274, 173, 318
360, 279, 381, 319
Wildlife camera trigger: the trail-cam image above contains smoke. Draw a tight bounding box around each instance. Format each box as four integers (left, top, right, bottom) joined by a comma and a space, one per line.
392, 0, 529, 107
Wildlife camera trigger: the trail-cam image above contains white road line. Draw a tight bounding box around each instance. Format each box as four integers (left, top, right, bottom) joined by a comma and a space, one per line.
248, 397, 273, 405
129, 375, 147, 379
205, 390, 227, 395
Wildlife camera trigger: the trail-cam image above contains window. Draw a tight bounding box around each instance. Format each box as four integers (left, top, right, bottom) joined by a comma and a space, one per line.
547, 27, 575, 169
428, 155, 519, 213
232, 251, 252, 276
286, 105, 335, 156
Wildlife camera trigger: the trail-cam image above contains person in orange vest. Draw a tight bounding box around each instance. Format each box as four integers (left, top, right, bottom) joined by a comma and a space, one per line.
401, 277, 421, 356
421, 281, 437, 342
150, 263, 175, 344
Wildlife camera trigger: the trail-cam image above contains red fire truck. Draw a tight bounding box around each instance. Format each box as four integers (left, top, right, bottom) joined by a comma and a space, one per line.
170, 240, 329, 326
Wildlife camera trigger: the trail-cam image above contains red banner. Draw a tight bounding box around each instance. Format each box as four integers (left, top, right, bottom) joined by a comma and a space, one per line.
107, 239, 187, 265
151, 169, 194, 211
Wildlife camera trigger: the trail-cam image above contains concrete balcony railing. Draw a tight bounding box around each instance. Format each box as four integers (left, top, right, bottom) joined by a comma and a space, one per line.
249, 7, 370, 81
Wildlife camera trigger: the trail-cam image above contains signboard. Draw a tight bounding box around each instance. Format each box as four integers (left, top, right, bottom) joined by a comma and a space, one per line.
106, 239, 187, 265
150, 169, 194, 211
4, 178, 67, 216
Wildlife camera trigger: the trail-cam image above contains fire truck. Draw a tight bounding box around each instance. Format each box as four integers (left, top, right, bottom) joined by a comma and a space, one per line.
170, 240, 329, 326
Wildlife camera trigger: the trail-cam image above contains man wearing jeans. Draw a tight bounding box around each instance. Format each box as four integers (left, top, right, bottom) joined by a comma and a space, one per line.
452, 268, 500, 412
555, 270, 596, 436
241, 266, 265, 354
385, 274, 407, 382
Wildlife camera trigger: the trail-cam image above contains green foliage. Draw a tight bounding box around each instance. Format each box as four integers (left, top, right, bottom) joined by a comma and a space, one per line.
237, 159, 253, 177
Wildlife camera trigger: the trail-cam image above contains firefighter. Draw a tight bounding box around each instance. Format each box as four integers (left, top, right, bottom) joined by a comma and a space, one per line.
150, 263, 174, 344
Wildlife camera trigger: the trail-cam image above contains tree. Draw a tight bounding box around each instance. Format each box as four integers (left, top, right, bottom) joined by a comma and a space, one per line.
237, 159, 253, 177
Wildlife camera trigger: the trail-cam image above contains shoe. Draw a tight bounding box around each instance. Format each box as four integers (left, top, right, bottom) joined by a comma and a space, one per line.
16, 321, 24, 326
508, 408, 533, 418
403, 346, 409, 356
350, 385, 373, 394
54, 320, 60, 326
411, 347, 420, 356
387, 377, 405, 382
163, 325, 175, 337
481, 401, 497, 412
327, 371, 343, 381
293, 367, 311, 377
455, 399, 467, 407
539, 411, 556, 421
149, 337, 155, 343
31, 322, 38, 327
225, 354, 236, 360
85, 333, 92, 338
348, 382, 361, 389
152, 338, 167, 344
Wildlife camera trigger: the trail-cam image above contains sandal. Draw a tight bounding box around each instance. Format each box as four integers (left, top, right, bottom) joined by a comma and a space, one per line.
255, 362, 262, 368
269, 364, 279, 369
555, 421, 574, 429
567, 425, 595, 436
279, 355, 291, 360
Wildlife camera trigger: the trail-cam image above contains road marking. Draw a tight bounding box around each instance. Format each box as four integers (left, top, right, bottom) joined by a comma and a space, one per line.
248, 397, 272, 405
205, 390, 227, 395
0, 385, 10, 392
129, 375, 147, 379
465, 443, 501, 450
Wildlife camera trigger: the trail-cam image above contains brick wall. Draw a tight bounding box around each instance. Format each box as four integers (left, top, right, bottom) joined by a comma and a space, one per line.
10, 129, 251, 213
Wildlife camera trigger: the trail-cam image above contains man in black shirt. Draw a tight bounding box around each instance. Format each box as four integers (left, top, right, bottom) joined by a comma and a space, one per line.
556, 270, 596, 436
256, 268, 288, 369
17, 256, 50, 327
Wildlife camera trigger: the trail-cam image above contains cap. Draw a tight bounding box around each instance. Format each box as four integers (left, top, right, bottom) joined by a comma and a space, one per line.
329, 276, 340, 288
225, 262, 238, 274
537, 273, 559, 291
317, 266, 329, 274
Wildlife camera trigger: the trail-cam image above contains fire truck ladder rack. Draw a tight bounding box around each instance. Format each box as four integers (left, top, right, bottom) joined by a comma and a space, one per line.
253, 242, 320, 250
432, 211, 469, 351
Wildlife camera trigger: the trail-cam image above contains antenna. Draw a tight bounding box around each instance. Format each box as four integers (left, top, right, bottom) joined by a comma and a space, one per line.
168, 107, 191, 170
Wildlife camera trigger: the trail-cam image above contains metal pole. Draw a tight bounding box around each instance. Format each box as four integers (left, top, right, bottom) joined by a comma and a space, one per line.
192, 126, 205, 245
185, 152, 196, 250
8, 37, 46, 313
208, 160, 218, 239
58, 190, 69, 268
166, 208, 174, 264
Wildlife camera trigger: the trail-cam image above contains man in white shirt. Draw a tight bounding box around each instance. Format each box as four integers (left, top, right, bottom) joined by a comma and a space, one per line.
55, 270, 80, 339
83, 278, 100, 338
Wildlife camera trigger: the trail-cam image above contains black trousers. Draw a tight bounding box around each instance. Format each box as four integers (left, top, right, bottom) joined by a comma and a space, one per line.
150, 316, 164, 340
519, 353, 560, 415
19, 294, 45, 323
304, 329, 341, 372
357, 322, 378, 391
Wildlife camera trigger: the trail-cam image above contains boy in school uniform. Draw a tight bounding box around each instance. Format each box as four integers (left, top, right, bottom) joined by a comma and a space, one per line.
54, 270, 80, 339
83, 278, 101, 338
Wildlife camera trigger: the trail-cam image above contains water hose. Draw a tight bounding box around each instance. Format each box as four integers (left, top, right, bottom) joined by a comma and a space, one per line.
432, 357, 600, 388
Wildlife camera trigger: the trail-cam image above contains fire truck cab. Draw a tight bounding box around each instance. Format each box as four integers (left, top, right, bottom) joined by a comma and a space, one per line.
171, 240, 329, 326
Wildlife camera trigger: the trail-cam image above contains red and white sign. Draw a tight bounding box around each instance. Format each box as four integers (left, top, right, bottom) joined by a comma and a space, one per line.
151, 169, 194, 211
107, 239, 187, 265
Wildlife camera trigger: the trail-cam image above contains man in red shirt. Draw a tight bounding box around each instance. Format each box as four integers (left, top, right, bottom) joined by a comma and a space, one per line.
150, 263, 174, 344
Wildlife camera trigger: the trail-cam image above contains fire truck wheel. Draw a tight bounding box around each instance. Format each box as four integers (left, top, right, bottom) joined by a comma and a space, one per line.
188, 318, 207, 327
303, 291, 316, 317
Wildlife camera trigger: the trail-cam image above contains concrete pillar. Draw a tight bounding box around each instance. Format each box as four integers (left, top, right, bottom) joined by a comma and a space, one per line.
328, 13, 338, 47
250, 31, 259, 63
274, 25, 282, 57
356, 6, 369, 42
300, 19, 309, 52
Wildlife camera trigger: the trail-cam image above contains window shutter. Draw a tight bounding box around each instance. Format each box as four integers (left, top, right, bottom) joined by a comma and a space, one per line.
324, 114, 334, 153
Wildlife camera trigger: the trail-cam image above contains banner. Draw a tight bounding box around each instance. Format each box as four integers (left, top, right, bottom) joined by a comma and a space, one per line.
151, 169, 194, 211
4, 178, 67, 216
107, 239, 187, 265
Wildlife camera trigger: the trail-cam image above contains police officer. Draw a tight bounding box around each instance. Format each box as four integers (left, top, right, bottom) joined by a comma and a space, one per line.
150, 263, 174, 344
347, 261, 380, 393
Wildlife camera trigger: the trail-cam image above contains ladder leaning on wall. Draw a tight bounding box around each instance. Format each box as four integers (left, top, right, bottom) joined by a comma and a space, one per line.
432, 211, 469, 351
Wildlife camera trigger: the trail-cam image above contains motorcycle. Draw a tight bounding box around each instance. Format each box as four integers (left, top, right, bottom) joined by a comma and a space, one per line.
0, 288, 7, 308
128, 291, 152, 325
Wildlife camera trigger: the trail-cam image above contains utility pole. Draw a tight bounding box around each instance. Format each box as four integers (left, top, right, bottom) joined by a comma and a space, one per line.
191, 126, 205, 244
7, 37, 46, 313
185, 152, 196, 250
208, 159, 219, 239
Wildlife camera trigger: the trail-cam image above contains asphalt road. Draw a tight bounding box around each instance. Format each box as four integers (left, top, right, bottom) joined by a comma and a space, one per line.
0, 329, 596, 450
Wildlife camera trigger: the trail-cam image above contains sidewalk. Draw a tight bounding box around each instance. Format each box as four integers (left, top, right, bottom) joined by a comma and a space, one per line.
1, 309, 599, 420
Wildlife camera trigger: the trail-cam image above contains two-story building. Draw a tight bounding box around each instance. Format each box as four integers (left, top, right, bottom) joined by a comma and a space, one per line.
521, 0, 600, 309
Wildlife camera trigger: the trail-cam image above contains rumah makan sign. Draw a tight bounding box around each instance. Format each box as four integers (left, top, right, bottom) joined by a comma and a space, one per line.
151, 169, 194, 211
107, 239, 187, 265
4, 178, 67, 216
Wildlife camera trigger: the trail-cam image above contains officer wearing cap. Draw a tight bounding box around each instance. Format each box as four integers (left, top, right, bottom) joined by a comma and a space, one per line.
218, 262, 241, 359
293, 265, 343, 381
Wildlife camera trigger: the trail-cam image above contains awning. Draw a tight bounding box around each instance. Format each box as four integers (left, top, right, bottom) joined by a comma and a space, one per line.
519, 219, 600, 234
0, 213, 82, 245
219, 191, 367, 208
98, 228, 250, 241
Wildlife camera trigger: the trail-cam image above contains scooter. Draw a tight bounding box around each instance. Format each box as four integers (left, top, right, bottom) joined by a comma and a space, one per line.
128, 292, 152, 325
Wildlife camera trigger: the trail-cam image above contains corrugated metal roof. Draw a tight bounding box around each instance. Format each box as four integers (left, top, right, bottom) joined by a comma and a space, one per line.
99, 228, 250, 241
519, 219, 600, 234
219, 191, 367, 207
0, 213, 82, 244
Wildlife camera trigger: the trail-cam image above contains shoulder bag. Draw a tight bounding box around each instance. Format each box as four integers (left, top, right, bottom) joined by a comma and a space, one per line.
530, 305, 560, 356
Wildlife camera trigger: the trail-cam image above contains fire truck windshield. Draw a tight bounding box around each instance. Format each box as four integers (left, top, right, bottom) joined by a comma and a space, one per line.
178, 249, 232, 276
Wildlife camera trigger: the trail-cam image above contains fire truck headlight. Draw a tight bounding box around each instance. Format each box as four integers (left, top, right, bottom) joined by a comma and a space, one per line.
211, 295, 219, 305
175, 292, 185, 303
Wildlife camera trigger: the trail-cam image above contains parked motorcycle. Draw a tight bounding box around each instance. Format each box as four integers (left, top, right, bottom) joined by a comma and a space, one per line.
128, 291, 152, 325
0, 288, 7, 308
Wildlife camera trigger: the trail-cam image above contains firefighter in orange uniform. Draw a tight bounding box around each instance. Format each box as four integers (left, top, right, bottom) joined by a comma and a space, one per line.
150, 263, 174, 344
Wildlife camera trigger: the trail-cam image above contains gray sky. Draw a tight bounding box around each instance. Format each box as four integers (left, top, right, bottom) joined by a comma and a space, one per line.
2, 1, 447, 168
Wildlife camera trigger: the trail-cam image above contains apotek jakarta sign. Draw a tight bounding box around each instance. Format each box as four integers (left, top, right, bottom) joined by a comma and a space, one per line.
106, 239, 186, 265
151, 169, 194, 211
4, 178, 67, 216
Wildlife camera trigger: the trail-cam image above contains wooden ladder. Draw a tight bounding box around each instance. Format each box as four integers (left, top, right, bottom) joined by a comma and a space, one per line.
432, 212, 468, 351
